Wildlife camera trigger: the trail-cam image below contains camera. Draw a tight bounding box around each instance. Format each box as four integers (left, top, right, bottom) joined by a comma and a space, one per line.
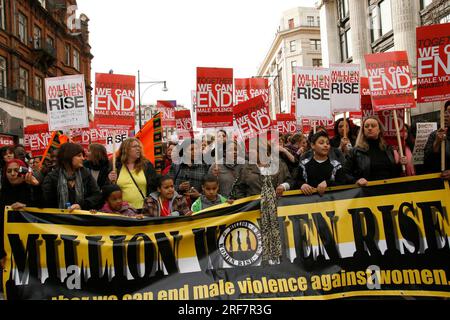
18, 166, 30, 175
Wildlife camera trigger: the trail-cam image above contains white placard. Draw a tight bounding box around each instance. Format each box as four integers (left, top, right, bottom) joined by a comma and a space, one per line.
330, 64, 360, 113
413, 122, 437, 165
295, 67, 332, 120
45, 75, 89, 131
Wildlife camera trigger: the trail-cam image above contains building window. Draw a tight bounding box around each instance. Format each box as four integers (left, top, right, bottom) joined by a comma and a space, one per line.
73, 49, 80, 70
420, 0, 433, 10
46, 36, 54, 48
291, 61, 297, 74
19, 68, 29, 95
65, 44, 71, 65
35, 76, 43, 101
338, 0, 350, 20
288, 18, 294, 29
307, 16, 315, 26
18, 12, 28, 43
290, 40, 296, 52
369, 0, 393, 43
340, 28, 353, 61
440, 13, 450, 24
33, 26, 42, 49
0, 0, 5, 30
0, 56, 6, 89
310, 39, 321, 51
312, 59, 323, 67
317, 16, 320, 27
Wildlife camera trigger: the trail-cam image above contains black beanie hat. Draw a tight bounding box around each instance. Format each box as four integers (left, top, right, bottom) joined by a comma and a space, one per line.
102, 184, 122, 201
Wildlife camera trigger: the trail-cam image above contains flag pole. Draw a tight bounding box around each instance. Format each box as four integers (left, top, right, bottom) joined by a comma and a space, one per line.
440, 105, 445, 172
393, 110, 406, 173
343, 113, 348, 139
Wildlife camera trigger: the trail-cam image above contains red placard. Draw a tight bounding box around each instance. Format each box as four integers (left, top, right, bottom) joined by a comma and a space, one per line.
0, 134, 15, 148
234, 95, 272, 141
156, 100, 176, 128
175, 110, 194, 140
234, 78, 269, 106
291, 74, 296, 115
94, 73, 136, 131
417, 23, 450, 103
301, 119, 334, 136
360, 77, 406, 147
365, 51, 416, 111
276, 114, 298, 134
24, 124, 52, 157
196, 67, 233, 128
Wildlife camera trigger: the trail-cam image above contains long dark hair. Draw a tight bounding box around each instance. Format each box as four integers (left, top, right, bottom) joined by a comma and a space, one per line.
57, 143, 85, 171
88, 143, 108, 166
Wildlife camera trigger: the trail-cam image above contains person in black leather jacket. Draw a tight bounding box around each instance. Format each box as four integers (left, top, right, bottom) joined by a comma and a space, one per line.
344, 116, 407, 186
42, 143, 102, 211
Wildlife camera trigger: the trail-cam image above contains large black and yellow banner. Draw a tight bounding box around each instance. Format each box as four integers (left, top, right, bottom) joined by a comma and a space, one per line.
2, 174, 450, 300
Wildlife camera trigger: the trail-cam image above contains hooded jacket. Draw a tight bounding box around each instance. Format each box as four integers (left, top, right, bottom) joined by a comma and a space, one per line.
142, 191, 191, 217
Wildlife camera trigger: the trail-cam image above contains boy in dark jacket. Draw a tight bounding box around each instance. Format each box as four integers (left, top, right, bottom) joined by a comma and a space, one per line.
295, 131, 346, 196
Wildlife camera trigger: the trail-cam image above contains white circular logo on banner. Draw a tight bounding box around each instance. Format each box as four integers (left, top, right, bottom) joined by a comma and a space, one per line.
218, 221, 263, 267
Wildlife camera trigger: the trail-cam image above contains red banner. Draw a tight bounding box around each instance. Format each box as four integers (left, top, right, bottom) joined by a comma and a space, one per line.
156, 100, 176, 128
234, 78, 269, 106
175, 110, 194, 140
301, 119, 335, 136
94, 73, 136, 131
276, 114, 298, 134
24, 124, 52, 157
360, 77, 406, 147
0, 134, 15, 148
196, 67, 233, 128
291, 74, 296, 115
234, 95, 272, 141
417, 23, 450, 103
365, 51, 416, 111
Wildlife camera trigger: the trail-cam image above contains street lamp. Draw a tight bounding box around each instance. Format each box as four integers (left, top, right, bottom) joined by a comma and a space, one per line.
137, 70, 168, 130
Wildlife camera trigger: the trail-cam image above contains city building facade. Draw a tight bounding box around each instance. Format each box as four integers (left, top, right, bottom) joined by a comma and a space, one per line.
317, 0, 450, 123
257, 7, 323, 116
0, 0, 92, 143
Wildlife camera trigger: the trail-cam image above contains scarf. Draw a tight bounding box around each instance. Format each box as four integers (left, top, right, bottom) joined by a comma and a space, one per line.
57, 168, 84, 209
260, 175, 282, 265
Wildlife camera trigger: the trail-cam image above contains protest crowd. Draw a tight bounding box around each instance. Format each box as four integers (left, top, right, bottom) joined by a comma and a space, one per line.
0, 99, 449, 275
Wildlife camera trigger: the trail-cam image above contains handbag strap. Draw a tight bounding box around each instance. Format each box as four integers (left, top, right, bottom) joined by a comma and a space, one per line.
125, 165, 146, 200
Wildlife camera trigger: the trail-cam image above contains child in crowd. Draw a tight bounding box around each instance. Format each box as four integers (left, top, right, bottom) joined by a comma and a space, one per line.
191, 175, 231, 213
295, 131, 346, 196
142, 176, 192, 217
94, 184, 142, 218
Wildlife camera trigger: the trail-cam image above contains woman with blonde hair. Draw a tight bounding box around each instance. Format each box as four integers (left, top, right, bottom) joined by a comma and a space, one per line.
108, 138, 158, 212
343, 116, 407, 186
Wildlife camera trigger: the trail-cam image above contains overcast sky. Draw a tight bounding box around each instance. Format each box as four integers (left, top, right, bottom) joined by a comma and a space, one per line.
76, 0, 317, 109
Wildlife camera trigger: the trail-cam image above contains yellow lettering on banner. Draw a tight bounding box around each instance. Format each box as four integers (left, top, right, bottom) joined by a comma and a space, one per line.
311, 276, 321, 290
422, 270, 433, 284
268, 279, 278, 293
297, 277, 308, 291
331, 273, 341, 287
158, 290, 168, 300
287, 278, 298, 292
356, 271, 367, 285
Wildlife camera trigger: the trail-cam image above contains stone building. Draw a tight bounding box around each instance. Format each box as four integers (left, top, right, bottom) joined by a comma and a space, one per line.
0, 0, 92, 143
